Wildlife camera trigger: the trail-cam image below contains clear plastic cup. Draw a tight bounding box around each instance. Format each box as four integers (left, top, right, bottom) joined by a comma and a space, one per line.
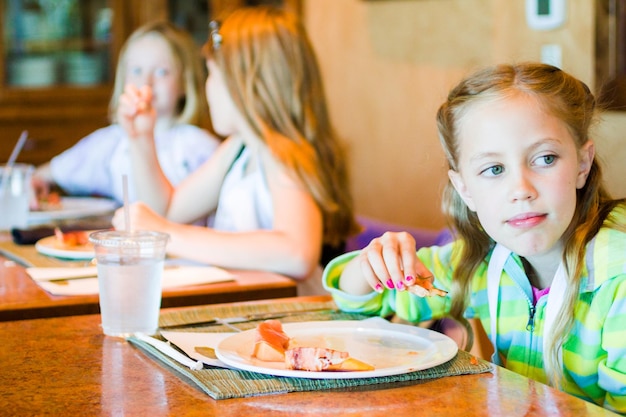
89, 230, 169, 337
0, 163, 34, 231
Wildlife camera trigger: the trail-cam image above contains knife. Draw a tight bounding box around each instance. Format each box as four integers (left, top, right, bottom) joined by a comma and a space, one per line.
159, 307, 338, 329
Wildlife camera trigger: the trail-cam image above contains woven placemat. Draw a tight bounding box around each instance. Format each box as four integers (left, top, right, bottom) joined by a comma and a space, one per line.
157, 300, 342, 329
0, 240, 84, 267
130, 303, 492, 400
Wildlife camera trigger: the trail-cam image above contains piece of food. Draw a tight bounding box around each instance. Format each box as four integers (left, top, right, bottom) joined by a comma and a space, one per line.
285, 347, 374, 372
194, 346, 217, 359
429, 287, 449, 297
252, 319, 291, 362
251, 320, 375, 371
54, 228, 90, 247
407, 284, 448, 297
36, 191, 63, 211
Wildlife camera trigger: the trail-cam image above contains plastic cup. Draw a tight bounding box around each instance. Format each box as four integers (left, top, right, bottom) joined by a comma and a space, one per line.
0, 163, 34, 231
89, 230, 169, 337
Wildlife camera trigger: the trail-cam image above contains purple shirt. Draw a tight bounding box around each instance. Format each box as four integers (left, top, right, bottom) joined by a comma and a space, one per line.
532, 286, 551, 305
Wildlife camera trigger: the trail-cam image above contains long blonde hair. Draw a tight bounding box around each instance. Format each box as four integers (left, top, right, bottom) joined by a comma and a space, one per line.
203, 6, 359, 247
109, 21, 211, 130
436, 62, 625, 385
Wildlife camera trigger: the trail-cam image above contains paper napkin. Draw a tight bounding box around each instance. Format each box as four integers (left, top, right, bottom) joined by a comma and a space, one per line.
26, 266, 236, 296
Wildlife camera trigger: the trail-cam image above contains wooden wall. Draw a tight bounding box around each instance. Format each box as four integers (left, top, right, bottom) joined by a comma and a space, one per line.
304, 0, 626, 230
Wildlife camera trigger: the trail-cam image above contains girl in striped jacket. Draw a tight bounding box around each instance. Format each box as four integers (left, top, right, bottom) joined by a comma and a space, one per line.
323, 63, 626, 413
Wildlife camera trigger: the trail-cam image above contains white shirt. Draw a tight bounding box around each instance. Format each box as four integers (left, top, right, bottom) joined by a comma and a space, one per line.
50, 124, 219, 203
212, 146, 273, 232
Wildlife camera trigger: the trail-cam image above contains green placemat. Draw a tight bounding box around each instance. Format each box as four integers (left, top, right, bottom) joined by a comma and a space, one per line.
129, 336, 491, 400
0, 240, 84, 267
130, 303, 493, 400
157, 299, 342, 329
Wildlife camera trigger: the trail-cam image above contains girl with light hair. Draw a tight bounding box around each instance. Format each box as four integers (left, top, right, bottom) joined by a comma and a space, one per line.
324, 63, 626, 412
115, 6, 358, 295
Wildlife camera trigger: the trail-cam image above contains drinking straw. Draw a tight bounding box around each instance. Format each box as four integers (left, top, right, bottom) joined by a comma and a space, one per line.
122, 174, 131, 233
0, 130, 28, 196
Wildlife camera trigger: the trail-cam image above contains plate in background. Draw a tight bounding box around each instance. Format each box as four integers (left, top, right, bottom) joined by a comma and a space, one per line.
29, 197, 118, 225
35, 234, 95, 260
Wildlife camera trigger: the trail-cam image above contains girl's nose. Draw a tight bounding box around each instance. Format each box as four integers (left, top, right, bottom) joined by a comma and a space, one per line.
130, 78, 151, 90
141, 73, 153, 86
509, 169, 538, 202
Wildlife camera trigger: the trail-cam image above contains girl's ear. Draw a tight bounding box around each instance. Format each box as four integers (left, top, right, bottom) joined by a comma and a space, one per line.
576, 140, 595, 189
448, 169, 477, 212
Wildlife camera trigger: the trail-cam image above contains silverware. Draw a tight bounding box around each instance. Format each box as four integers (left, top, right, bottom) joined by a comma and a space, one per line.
133, 333, 203, 370
159, 307, 337, 330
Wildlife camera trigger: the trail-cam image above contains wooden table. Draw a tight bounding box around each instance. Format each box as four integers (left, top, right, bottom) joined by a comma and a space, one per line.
0, 254, 297, 321
0, 228, 296, 320
0, 210, 299, 320
0, 296, 618, 417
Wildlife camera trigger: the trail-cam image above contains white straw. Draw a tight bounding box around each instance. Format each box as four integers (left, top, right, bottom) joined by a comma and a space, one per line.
1, 130, 28, 196
7, 131, 28, 166
122, 174, 131, 233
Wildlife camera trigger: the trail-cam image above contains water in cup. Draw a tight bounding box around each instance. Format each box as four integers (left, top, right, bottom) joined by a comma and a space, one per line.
0, 164, 34, 231
90, 230, 169, 337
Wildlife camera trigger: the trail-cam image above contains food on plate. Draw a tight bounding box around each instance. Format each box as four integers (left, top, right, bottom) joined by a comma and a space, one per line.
252, 319, 291, 362
194, 346, 217, 359
54, 227, 90, 247
251, 319, 375, 371
34, 191, 63, 211
285, 347, 374, 372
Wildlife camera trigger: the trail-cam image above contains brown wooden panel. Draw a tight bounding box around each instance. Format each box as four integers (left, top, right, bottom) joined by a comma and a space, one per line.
596, 0, 626, 110
0, 0, 301, 165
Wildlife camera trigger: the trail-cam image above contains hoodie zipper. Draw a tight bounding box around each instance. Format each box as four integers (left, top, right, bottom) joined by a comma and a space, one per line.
511, 278, 536, 375
527, 304, 536, 331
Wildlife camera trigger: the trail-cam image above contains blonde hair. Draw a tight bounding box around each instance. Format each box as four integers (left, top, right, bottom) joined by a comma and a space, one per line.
436, 62, 625, 386
203, 6, 359, 247
109, 21, 211, 129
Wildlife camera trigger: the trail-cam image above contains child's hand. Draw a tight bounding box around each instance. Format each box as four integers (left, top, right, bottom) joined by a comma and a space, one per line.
356, 231, 445, 296
111, 201, 169, 233
117, 84, 156, 138
30, 175, 50, 210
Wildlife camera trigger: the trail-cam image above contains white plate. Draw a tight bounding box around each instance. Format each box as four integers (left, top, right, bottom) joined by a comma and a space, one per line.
215, 320, 458, 379
29, 197, 118, 225
35, 234, 95, 260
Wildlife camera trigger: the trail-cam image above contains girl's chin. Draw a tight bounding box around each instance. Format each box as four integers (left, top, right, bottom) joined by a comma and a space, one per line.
498, 238, 557, 258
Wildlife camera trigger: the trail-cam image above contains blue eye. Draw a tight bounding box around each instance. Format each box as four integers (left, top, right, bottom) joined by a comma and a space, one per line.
129, 67, 142, 77
155, 68, 169, 78
536, 154, 557, 166
481, 165, 503, 177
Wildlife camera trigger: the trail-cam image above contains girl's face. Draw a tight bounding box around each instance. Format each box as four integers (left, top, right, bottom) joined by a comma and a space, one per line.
448, 93, 594, 259
205, 59, 242, 137
125, 33, 183, 119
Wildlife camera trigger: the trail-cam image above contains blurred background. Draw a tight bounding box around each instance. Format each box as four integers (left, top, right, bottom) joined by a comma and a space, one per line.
1, 0, 624, 231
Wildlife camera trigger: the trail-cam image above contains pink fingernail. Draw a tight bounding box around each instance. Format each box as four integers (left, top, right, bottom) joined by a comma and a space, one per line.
386, 279, 394, 289
374, 283, 383, 292
405, 275, 414, 283
396, 281, 405, 290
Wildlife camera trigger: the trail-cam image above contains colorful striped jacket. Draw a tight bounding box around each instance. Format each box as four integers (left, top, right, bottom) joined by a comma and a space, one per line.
323, 204, 626, 414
